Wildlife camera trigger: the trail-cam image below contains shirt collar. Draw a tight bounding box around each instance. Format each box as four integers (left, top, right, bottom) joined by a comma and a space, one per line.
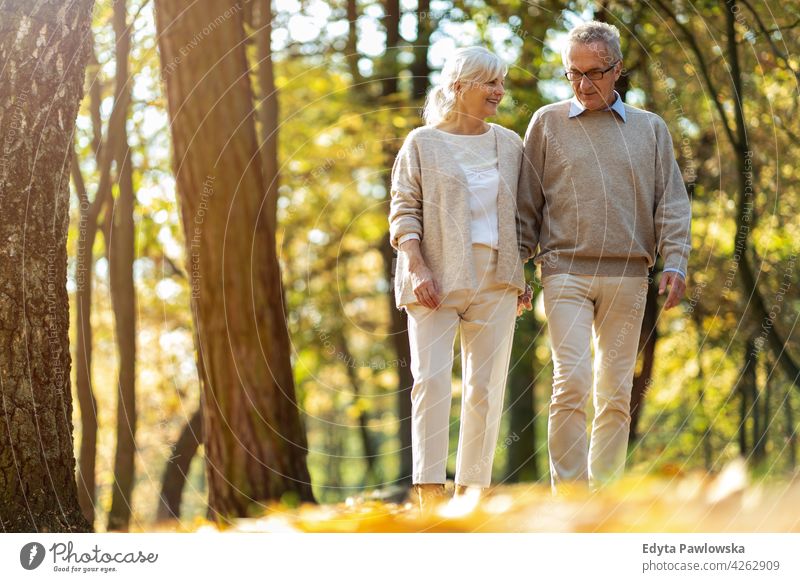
568, 90, 626, 122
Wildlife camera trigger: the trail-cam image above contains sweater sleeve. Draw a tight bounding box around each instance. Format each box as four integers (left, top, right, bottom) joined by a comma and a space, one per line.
388, 133, 423, 250
516, 111, 547, 262
653, 118, 692, 276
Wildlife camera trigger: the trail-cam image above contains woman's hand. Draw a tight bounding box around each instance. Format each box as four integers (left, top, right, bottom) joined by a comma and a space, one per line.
401, 239, 441, 309
517, 283, 533, 316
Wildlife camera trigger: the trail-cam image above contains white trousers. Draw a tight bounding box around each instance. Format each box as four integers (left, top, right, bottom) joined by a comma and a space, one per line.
542, 273, 649, 491
405, 245, 517, 487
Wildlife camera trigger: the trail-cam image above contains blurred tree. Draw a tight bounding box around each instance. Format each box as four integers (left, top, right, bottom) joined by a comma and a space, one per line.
157, 408, 203, 521
154, 0, 314, 521
103, 0, 138, 532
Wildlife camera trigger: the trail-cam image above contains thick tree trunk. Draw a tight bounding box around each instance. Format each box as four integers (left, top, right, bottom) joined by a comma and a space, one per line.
105, 0, 138, 532
154, 0, 314, 521
0, 0, 94, 533
157, 408, 203, 521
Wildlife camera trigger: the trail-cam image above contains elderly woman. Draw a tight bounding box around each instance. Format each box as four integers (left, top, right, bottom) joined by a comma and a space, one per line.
389, 46, 532, 511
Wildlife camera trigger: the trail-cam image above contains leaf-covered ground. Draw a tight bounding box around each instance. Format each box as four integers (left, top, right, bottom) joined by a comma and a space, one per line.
180, 462, 800, 533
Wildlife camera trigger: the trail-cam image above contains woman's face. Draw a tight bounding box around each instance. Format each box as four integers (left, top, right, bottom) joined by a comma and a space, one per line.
454, 76, 505, 121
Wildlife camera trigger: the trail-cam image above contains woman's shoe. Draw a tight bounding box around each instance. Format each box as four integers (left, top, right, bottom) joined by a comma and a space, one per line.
413, 483, 446, 514
453, 484, 485, 500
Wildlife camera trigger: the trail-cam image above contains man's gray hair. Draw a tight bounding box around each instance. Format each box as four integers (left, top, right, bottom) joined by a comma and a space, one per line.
563, 21, 623, 63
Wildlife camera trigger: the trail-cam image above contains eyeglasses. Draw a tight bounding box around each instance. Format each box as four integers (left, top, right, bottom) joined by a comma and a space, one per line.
564, 61, 619, 82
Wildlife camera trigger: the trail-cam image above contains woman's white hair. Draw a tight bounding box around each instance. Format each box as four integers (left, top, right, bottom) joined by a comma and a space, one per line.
423, 46, 507, 126
562, 21, 623, 64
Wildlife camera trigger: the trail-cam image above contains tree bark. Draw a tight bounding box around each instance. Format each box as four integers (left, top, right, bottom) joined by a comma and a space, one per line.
253, 0, 279, 235
157, 407, 203, 521
0, 0, 94, 533
154, 0, 314, 521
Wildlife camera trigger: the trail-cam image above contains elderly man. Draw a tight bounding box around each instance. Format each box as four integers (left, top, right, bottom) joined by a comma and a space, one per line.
517, 21, 692, 491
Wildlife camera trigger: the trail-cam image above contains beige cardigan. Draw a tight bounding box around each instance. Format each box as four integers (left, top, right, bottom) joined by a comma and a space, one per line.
388, 123, 526, 310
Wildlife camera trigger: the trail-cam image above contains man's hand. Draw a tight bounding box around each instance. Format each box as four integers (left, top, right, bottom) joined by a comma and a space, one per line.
517, 283, 533, 316
658, 271, 686, 310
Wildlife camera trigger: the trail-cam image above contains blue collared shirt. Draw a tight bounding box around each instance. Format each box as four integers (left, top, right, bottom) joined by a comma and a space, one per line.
568, 91, 685, 281
568, 90, 627, 122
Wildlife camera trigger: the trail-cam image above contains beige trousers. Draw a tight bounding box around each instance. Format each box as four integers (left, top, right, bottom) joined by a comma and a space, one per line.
542, 273, 649, 490
405, 245, 518, 487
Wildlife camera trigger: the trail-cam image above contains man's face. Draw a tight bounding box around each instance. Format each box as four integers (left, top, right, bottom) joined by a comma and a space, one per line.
564, 41, 621, 111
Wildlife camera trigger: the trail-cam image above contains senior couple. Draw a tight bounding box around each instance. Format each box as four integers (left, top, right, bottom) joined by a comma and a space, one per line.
388, 21, 691, 511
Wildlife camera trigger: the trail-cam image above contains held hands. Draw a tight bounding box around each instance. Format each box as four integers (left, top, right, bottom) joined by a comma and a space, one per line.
517, 283, 533, 316
658, 271, 686, 310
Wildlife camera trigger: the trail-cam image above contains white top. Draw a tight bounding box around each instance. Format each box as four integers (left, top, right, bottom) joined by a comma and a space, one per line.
397, 126, 500, 250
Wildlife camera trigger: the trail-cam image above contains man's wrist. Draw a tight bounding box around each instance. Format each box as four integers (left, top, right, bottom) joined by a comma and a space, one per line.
662, 267, 686, 279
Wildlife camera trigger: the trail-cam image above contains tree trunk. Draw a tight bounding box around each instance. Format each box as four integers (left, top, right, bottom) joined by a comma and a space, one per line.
104, 0, 138, 533
411, 0, 432, 100
337, 333, 379, 485
629, 277, 659, 442
380, 234, 414, 483
70, 153, 102, 525
345, 0, 364, 88
0, 0, 94, 533
254, 0, 279, 235
785, 384, 797, 470
381, 0, 400, 97
154, 0, 314, 521
753, 354, 769, 463
690, 309, 713, 470
505, 367, 539, 482
72, 21, 133, 529
739, 336, 759, 457
157, 408, 203, 521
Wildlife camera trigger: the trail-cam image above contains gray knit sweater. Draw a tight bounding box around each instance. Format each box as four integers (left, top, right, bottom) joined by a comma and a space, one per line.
517, 100, 692, 278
